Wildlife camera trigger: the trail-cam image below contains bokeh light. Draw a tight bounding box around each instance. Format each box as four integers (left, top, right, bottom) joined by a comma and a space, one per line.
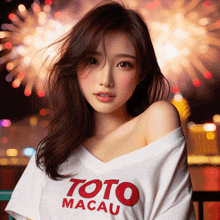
6, 63, 14, 71
193, 79, 201, 87
204, 123, 217, 132
173, 93, 183, 102
213, 114, 220, 124
10, 158, 19, 165
5, 75, 12, 82
206, 132, 215, 140
146, 0, 160, 11
17, 72, 25, 80
203, 1, 212, 8
29, 116, 38, 126
1, 137, 9, 144
54, 11, 61, 19
23, 148, 35, 156
12, 79, 21, 88
0, 32, 5, 38
170, 92, 191, 121
8, 13, 16, 21
37, 90, 45, 97
172, 86, 179, 94
40, 109, 47, 116
204, 71, 212, 79
0, 159, 8, 165
188, 121, 195, 129
18, 4, 26, 12
5, 42, 12, 49
32, 3, 41, 13
6, 149, 18, 157
24, 89, 32, 96
0, 119, 11, 127
45, 0, 53, 5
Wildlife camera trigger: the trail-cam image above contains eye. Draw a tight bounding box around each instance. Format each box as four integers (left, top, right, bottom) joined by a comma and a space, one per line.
118, 62, 133, 68
89, 58, 98, 65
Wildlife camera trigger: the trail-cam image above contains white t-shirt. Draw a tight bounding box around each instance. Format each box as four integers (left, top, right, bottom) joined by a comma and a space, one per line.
5, 127, 195, 220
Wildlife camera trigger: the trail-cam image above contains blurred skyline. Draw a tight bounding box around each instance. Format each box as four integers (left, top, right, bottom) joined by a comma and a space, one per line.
0, 0, 220, 124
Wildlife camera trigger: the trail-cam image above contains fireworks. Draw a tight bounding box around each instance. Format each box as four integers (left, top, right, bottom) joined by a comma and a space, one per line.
0, 1, 73, 97
139, 0, 220, 92
0, 0, 220, 96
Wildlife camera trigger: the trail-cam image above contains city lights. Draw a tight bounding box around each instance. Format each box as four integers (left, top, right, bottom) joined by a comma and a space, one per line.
170, 92, 191, 121
0, 119, 11, 127
213, 114, 220, 124
206, 132, 215, 140
188, 122, 196, 129
204, 123, 217, 132
1, 137, 9, 144
0, 159, 8, 165
6, 149, 18, 157
29, 116, 38, 126
23, 148, 35, 157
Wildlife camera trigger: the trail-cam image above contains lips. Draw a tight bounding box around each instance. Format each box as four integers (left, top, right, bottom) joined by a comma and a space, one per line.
95, 92, 115, 97
95, 94, 115, 102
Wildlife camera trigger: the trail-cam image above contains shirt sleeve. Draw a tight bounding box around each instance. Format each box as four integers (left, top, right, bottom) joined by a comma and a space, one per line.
150, 133, 196, 220
5, 151, 46, 220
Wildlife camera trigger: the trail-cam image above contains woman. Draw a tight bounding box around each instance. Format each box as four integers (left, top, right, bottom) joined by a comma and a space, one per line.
5, 0, 195, 219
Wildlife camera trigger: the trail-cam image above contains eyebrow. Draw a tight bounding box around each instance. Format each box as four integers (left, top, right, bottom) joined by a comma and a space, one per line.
90, 51, 137, 60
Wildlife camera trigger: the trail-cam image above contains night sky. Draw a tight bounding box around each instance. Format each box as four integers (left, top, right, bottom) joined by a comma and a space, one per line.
0, 0, 220, 124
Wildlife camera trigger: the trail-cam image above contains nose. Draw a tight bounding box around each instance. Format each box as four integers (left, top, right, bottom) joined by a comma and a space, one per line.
99, 64, 114, 87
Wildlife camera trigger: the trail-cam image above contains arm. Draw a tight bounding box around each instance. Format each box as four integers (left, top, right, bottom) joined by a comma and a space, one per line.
140, 101, 195, 219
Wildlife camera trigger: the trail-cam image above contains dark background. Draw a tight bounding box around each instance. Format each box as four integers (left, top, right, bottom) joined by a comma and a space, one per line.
0, 0, 220, 124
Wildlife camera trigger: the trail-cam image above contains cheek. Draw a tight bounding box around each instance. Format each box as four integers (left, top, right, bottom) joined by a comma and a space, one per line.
119, 75, 137, 92
78, 73, 94, 92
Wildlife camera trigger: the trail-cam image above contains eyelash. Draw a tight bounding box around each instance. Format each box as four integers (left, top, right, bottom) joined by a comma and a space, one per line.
88, 58, 133, 68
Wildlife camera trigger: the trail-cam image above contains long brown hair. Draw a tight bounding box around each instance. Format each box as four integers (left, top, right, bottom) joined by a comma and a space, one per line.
36, 0, 170, 180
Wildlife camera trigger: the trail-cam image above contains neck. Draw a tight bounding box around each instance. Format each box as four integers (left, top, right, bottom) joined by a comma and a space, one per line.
93, 105, 134, 140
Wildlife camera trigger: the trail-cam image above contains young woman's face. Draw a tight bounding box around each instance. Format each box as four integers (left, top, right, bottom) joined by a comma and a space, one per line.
77, 32, 139, 115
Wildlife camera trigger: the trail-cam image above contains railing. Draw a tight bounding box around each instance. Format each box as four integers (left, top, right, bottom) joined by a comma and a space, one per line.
1, 190, 220, 220
0, 190, 13, 220
192, 191, 220, 220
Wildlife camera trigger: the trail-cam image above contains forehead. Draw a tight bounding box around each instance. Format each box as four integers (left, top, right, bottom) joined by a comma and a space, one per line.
96, 32, 135, 56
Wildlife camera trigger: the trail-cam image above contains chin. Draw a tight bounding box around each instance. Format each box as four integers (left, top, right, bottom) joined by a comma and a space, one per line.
94, 108, 117, 114
92, 105, 119, 113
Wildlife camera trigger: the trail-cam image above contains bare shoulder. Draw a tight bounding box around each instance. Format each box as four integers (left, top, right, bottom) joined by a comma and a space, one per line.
138, 101, 181, 145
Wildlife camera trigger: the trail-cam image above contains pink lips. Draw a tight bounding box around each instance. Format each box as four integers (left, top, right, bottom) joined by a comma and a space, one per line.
95, 92, 115, 103
95, 91, 115, 97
